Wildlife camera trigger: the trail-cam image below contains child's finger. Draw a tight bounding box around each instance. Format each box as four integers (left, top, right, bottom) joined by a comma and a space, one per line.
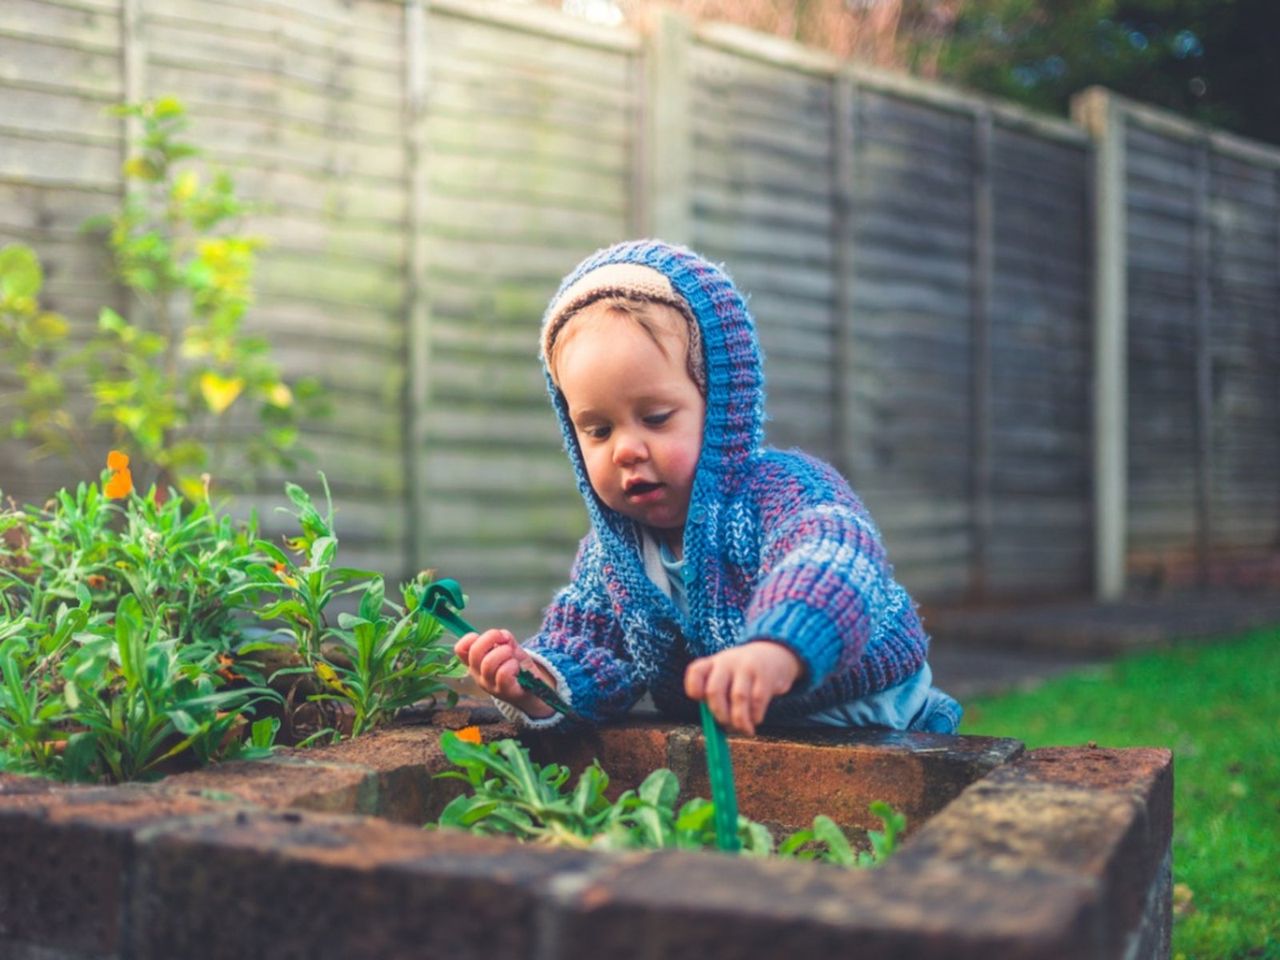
702, 660, 732, 729
750, 675, 773, 729
728, 672, 756, 735
463, 631, 501, 671
684, 657, 711, 700
478, 642, 517, 689
491, 657, 523, 699
453, 632, 479, 661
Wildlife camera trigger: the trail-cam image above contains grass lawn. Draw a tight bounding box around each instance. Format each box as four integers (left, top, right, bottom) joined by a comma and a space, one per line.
960, 627, 1279, 960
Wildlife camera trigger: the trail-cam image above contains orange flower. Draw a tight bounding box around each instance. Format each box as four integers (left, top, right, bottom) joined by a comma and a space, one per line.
215, 653, 245, 683
104, 450, 133, 499
272, 562, 298, 588
454, 725, 483, 745
86, 574, 107, 589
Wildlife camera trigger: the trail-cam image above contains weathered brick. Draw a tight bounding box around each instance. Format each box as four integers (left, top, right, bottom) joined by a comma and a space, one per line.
298, 717, 517, 823
543, 844, 1095, 960
0, 786, 230, 956
526, 720, 673, 802
893, 746, 1174, 958
160, 756, 375, 815
130, 809, 599, 960
681, 726, 1023, 832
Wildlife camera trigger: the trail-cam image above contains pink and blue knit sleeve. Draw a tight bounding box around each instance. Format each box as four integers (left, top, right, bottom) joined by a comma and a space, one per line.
525, 537, 646, 721
741, 459, 893, 693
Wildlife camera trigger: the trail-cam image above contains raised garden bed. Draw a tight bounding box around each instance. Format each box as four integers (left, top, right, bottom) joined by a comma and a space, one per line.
0, 706, 1172, 959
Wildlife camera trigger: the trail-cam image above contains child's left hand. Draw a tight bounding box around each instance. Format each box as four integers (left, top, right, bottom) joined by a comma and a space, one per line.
684, 641, 802, 736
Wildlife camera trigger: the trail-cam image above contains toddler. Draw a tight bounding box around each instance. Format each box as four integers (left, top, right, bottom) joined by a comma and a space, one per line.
455, 240, 961, 736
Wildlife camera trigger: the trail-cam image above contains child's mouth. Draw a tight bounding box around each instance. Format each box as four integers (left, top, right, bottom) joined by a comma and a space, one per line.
625, 481, 663, 500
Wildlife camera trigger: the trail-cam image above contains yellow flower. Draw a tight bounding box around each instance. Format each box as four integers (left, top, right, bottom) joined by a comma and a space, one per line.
199, 371, 244, 414
267, 382, 293, 408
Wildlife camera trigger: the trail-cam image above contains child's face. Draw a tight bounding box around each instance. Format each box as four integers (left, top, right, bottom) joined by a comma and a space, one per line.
557, 313, 705, 546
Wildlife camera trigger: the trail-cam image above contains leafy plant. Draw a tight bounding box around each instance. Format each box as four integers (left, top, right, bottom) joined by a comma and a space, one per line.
231, 476, 461, 743
433, 730, 904, 866
0, 474, 280, 781
0, 463, 461, 780
0, 244, 71, 457
0, 96, 325, 499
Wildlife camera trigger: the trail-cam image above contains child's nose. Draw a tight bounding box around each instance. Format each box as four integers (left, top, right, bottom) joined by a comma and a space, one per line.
612, 429, 647, 465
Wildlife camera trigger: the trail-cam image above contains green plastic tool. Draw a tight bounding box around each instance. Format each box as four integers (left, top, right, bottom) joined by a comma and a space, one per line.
420, 578, 580, 721
700, 700, 741, 853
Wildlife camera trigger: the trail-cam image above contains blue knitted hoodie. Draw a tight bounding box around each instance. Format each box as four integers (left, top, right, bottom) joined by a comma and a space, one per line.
522, 239, 931, 724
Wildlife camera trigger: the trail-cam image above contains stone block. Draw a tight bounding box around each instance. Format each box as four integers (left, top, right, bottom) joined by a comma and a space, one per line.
129, 808, 598, 960
0, 785, 230, 957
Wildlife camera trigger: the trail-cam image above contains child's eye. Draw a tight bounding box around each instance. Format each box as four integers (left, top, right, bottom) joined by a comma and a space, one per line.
581, 424, 611, 441
643, 412, 673, 427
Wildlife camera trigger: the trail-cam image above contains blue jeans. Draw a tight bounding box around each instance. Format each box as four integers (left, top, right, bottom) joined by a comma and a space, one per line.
803, 663, 962, 733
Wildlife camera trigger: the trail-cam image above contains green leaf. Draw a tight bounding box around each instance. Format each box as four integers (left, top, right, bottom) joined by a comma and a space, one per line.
0, 244, 43, 299
638, 768, 679, 810
811, 815, 857, 867
98, 306, 128, 334
168, 709, 200, 735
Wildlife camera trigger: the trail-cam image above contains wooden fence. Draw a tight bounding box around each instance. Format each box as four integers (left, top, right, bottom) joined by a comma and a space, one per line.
2, 0, 1277, 633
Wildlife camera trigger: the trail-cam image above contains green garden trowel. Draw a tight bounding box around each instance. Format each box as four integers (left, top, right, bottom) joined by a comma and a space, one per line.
700, 701, 742, 853
420, 578, 580, 721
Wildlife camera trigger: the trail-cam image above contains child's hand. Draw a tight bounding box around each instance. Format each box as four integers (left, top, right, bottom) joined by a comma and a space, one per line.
453, 629, 556, 719
684, 641, 802, 736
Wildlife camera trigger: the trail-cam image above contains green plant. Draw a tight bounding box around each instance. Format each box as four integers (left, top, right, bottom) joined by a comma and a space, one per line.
232, 477, 461, 743
0, 477, 280, 781
433, 730, 904, 866
0, 96, 324, 499
0, 466, 459, 779
0, 244, 71, 457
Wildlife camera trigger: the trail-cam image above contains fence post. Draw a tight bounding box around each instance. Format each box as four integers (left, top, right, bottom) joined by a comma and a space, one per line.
1072, 87, 1128, 601
642, 10, 692, 243
121, 0, 145, 140
403, 0, 433, 577
970, 107, 995, 601
1192, 136, 1214, 586
831, 73, 858, 482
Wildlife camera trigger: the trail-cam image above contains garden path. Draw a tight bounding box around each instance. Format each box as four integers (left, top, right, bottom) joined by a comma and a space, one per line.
925, 589, 1280, 699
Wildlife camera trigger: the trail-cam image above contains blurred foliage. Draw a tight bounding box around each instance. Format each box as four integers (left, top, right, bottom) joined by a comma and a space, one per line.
0, 97, 327, 500
935, 0, 1280, 144
566, 1, 1277, 143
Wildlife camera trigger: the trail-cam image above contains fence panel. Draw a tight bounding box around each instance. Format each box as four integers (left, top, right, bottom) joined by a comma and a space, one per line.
414, 5, 641, 630
844, 87, 977, 600
688, 40, 839, 464
1208, 150, 1280, 561
137, 0, 411, 574
986, 123, 1092, 596
0, 0, 126, 503
1123, 120, 1201, 578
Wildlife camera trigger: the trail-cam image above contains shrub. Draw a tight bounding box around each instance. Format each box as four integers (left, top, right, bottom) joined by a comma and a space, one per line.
0, 97, 325, 500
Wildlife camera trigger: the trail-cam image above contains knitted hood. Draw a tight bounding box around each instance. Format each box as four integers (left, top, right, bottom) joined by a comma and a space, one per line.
540, 239, 765, 560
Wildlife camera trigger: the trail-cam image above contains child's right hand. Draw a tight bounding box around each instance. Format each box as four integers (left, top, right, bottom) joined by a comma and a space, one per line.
453, 629, 556, 719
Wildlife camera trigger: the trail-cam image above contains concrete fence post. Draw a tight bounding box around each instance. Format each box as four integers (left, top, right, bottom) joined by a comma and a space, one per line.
404, 0, 433, 576
642, 10, 693, 244
1072, 87, 1128, 601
